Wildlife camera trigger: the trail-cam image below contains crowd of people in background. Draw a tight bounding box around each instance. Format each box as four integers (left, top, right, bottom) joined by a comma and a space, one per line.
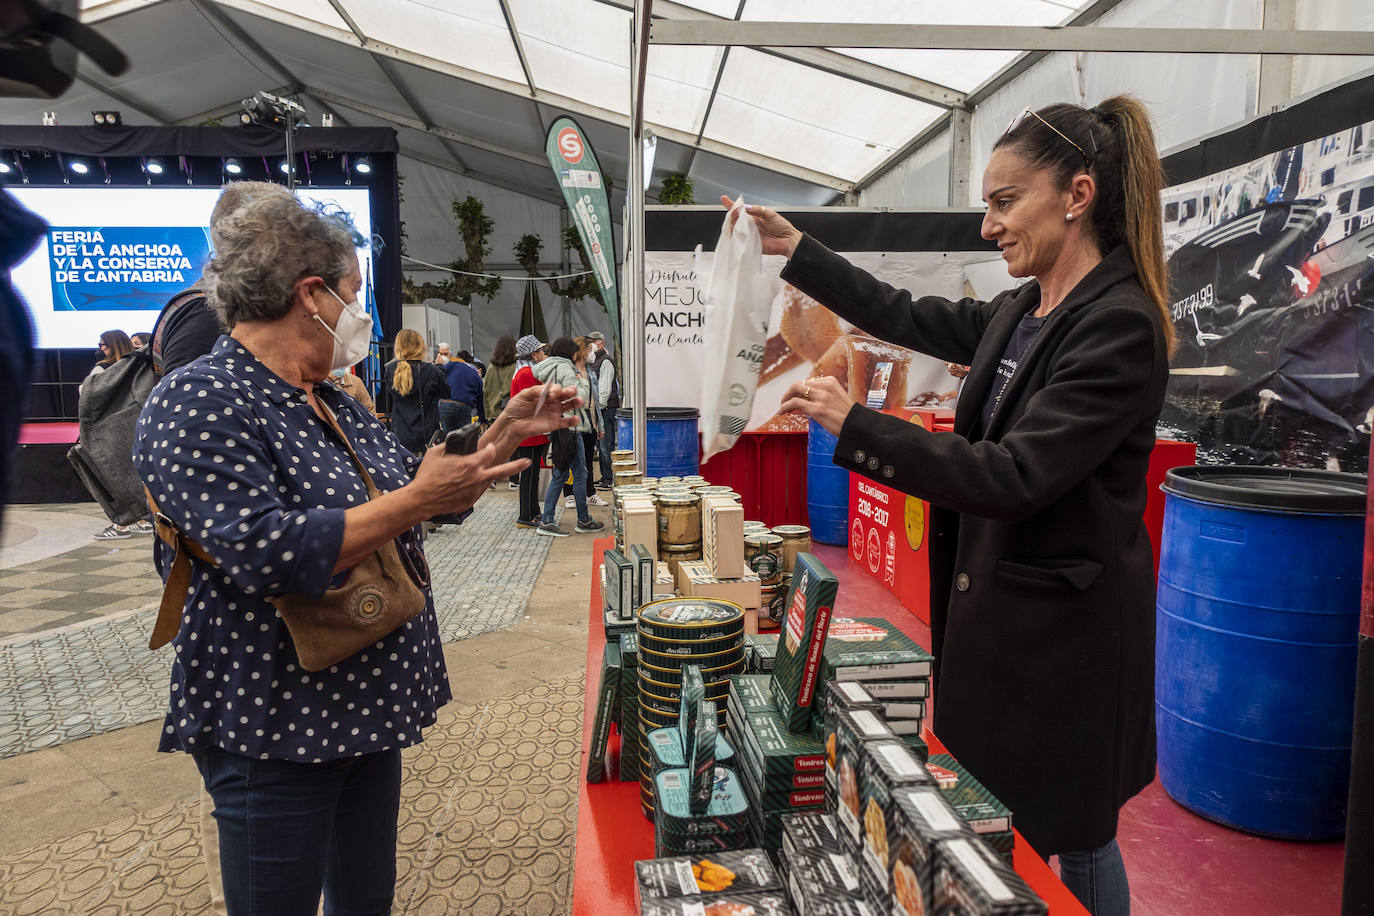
375, 328, 619, 536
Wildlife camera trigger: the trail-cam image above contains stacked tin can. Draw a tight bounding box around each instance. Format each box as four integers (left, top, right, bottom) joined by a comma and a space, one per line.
635, 598, 748, 819
654, 484, 702, 582
744, 532, 786, 626
770, 524, 812, 595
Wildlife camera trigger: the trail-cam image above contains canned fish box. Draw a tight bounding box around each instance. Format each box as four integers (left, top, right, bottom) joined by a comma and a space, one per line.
639, 892, 795, 916
934, 836, 1046, 915
639, 598, 746, 642
780, 811, 843, 865
640, 641, 746, 675
634, 849, 783, 903
629, 544, 656, 611
830, 709, 897, 855
654, 829, 753, 860
887, 786, 971, 916
606, 609, 639, 643
656, 765, 751, 836
604, 548, 636, 619
646, 726, 736, 774
748, 634, 778, 672
728, 674, 774, 714
927, 754, 1013, 836
621, 631, 640, 669
690, 700, 716, 816
784, 846, 865, 916
680, 562, 762, 611
821, 618, 933, 682
859, 679, 930, 700
857, 741, 934, 895
588, 641, 621, 783
735, 754, 827, 812
819, 680, 883, 740
726, 698, 827, 778
640, 629, 746, 660
770, 553, 840, 733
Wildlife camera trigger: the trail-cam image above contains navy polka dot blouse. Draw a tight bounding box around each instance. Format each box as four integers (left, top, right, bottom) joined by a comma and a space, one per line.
134, 336, 452, 762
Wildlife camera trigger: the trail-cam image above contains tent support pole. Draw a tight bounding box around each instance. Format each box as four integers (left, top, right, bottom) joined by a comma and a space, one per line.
628, 0, 654, 471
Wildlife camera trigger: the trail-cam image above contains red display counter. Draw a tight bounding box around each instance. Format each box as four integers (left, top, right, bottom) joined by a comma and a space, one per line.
848, 419, 1198, 624
572, 538, 1089, 916
699, 430, 809, 526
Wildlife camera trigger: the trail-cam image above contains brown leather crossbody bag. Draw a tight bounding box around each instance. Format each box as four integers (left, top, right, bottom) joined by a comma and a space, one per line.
147, 400, 428, 671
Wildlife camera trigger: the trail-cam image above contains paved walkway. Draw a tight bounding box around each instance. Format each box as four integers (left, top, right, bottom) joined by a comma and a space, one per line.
0, 487, 604, 914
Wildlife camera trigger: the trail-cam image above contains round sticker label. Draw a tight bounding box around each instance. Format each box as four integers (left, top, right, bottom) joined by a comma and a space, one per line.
557, 127, 584, 164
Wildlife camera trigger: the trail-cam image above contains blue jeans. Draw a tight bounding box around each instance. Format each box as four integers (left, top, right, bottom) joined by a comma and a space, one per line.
1058, 838, 1130, 916
437, 399, 472, 435
194, 746, 402, 916
599, 406, 617, 482
542, 437, 591, 526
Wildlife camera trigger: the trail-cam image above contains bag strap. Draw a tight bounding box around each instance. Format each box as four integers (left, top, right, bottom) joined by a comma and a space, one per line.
145, 396, 383, 651
145, 485, 216, 650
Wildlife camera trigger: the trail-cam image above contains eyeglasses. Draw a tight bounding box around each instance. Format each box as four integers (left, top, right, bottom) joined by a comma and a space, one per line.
1006, 107, 1096, 169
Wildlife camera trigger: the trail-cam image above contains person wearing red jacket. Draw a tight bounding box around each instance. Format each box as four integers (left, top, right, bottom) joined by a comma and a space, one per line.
511, 335, 549, 527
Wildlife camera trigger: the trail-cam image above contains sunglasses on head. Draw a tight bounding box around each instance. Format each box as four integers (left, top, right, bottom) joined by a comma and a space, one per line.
1006, 107, 1096, 169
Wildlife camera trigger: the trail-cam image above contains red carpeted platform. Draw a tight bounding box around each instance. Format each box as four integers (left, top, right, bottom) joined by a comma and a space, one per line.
572, 537, 1088, 915
18, 422, 79, 445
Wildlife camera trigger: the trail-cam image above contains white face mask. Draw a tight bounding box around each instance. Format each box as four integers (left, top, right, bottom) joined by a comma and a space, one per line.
316, 285, 372, 372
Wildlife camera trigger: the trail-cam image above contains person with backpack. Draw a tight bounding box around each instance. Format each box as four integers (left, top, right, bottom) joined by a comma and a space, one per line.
483, 335, 520, 489
586, 331, 618, 489
533, 337, 604, 537
76, 329, 153, 539
510, 335, 550, 527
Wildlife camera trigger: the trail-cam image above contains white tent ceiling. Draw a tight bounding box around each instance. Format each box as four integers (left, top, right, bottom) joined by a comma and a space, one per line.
0, 0, 1108, 211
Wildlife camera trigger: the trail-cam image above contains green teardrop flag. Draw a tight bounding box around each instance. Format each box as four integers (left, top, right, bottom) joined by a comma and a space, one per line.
545, 116, 619, 344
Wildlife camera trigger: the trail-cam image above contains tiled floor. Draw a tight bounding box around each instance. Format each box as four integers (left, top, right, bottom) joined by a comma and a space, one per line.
0, 487, 599, 914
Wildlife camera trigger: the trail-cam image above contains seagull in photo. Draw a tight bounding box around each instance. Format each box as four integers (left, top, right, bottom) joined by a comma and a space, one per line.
1286, 264, 1312, 295
1191, 312, 1221, 348
1237, 293, 1258, 317
1258, 388, 1282, 420
1246, 253, 1264, 279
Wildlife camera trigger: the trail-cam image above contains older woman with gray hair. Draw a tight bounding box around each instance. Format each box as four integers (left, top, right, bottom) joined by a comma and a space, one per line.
133, 193, 579, 916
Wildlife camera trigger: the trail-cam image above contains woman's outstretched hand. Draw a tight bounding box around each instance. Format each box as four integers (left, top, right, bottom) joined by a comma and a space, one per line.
721, 195, 804, 259
779, 374, 854, 438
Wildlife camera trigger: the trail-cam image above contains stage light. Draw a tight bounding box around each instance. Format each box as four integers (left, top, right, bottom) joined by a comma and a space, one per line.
0, 161, 10, 175
354, 156, 371, 175
91, 110, 122, 126
224, 157, 243, 175
279, 159, 291, 174
241, 91, 307, 130
69, 158, 89, 175
42, 112, 56, 126
144, 158, 164, 175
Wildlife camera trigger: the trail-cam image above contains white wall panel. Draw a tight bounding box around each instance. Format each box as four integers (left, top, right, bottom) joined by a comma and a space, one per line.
858, 127, 953, 208
1292, 0, 1374, 98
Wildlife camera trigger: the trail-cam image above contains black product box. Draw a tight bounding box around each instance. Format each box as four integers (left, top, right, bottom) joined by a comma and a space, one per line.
829, 709, 897, 853
820, 617, 933, 682
639, 892, 795, 916
886, 786, 970, 916
635, 848, 783, 902
816, 678, 883, 737
857, 741, 934, 897
781, 811, 842, 864
785, 846, 867, 915
927, 755, 1013, 835
588, 641, 621, 783
770, 553, 839, 732
630, 543, 655, 611
605, 548, 636, 619
933, 835, 1046, 915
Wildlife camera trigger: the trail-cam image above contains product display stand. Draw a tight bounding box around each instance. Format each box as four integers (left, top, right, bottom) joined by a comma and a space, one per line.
571, 536, 1089, 915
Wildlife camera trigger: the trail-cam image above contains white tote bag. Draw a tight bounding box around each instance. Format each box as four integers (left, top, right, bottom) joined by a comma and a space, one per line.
698, 198, 782, 462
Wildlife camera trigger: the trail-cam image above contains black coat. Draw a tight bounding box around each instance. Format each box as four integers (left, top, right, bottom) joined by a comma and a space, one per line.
383, 358, 446, 455
781, 236, 1168, 854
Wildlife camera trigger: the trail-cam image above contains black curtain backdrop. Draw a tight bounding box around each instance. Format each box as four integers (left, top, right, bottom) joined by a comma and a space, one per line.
3, 125, 401, 422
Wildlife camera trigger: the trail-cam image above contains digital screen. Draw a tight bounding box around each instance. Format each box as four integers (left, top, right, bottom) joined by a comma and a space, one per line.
7, 186, 373, 349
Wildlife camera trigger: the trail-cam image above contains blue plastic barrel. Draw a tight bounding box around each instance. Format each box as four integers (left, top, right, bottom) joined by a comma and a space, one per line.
1156, 466, 1367, 839
615, 407, 700, 478
806, 418, 847, 546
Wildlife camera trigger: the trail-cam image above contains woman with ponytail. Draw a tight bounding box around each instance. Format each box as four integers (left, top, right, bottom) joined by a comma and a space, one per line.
728, 95, 1169, 915
383, 328, 447, 455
